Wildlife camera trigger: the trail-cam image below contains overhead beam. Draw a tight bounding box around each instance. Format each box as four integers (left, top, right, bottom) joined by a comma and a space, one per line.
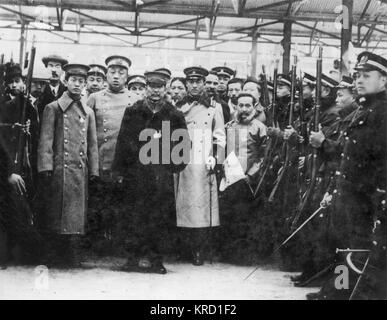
238, 0, 247, 16
292, 20, 341, 39
340, 0, 353, 76
67, 8, 134, 34
214, 20, 281, 38
140, 16, 205, 34
246, 0, 302, 14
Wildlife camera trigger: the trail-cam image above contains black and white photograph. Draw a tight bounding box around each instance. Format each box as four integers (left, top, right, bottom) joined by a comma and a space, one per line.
0, 0, 386, 305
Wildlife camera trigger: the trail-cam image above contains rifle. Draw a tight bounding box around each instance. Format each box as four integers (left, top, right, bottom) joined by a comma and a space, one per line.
290, 46, 322, 229
268, 57, 297, 202
14, 38, 36, 176
260, 65, 270, 110
253, 64, 279, 197
0, 54, 5, 103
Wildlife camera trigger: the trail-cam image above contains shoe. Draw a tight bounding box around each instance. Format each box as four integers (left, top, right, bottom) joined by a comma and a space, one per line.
192, 251, 204, 266
306, 292, 328, 300
290, 274, 303, 283
118, 259, 167, 274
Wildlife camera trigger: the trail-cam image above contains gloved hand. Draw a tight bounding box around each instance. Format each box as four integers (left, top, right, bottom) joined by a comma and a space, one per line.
320, 192, 333, 208
205, 156, 216, 172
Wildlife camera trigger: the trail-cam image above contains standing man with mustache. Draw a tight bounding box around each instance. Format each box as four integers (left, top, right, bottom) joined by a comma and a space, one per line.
86, 55, 132, 246
36, 54, 68, 126
205, 71, 230, 123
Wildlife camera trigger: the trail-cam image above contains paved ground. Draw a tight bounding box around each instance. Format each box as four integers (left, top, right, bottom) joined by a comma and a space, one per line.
0, 259, 319, 300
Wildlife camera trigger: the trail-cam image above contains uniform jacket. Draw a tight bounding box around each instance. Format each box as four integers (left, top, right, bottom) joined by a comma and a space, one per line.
112, 98, 189, 225
0, 95, 39, 181
332, 90, 387, 249
174, 94, 226, 228
87, 88, 133, 181
38, 91, 99, 234
225, 112, 267, 178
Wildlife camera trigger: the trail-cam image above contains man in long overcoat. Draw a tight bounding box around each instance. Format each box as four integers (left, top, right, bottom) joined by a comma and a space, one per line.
38, 64, 99, 267
113, 70, 189, 274
174, 66, 226, 266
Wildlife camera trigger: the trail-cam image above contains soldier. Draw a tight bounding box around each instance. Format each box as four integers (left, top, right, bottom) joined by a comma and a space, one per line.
0, 142, 9, 269
292, 76, 359, 287
174, 66, 226, 266
227, 77, 244, 122
205, 71, 230, 123
86, 64, 107, 98
308, 52, 387, 300
87, 55, 132, 244
30, 76, 47, 110
38, 63, 99, 267
127, 74, 146, 103
37, 54, 68, 124
243, 77, 266, 123
0, 62, 41, 265
112, 70, 189, 274
220, 92, 267, 263
211, 66, 235, 103
170, 77, 187, 106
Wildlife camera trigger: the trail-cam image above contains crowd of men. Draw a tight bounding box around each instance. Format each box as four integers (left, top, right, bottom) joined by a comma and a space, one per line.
0, 48, 386, 300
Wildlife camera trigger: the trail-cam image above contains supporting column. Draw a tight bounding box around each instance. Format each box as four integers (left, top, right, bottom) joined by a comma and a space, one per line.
282, 20, 292, 74
340, 0, 353, 76
19, 20, 26, 67
250, 28, 258, 77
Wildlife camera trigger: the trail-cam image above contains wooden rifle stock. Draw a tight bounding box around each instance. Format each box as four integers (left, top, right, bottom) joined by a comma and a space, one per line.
291, 47, 322, 230
261, 65, 270, 110
14, 40, 36, 175
0, 54, 5, 103
253, 64, 279, 197
268, 58, 297, 202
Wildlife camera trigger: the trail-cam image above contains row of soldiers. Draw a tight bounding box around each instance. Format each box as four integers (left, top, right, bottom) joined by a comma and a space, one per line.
0, 48, 386, 300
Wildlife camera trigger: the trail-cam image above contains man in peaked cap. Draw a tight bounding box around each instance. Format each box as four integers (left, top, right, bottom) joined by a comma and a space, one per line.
112, 69, 189, 274
127, 74, 146, 102
294, 74, 359, 288
174, 66, 226, 266
86, 64, 107, 97
308, 52, 387, 300
38, 63, 98, 268
86, 55, 132, 250
211, 66, 235, 104
37, 54, 68, 125
205, 71, 231, 123
154, 68, 172, 81
0, 62, 42, 266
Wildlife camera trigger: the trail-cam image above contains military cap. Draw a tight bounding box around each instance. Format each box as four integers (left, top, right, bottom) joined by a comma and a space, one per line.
320, 73, 339, 88
336, 75, 354, 89
243, 76, 260, 87
4, 62, 23, 83
355, 51, 387, 74
303, 72, 316, 85
42, 54, 68, 68
154, 68, 171, 80
144, 70, 169, 85
277, 74, 292, 87
105, 55, 131, 70
63, 64, 90, 78
88, 64, 107, 78
128, 74, 146, 86
183, 66, 209, 79
211, 66, 235, 78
